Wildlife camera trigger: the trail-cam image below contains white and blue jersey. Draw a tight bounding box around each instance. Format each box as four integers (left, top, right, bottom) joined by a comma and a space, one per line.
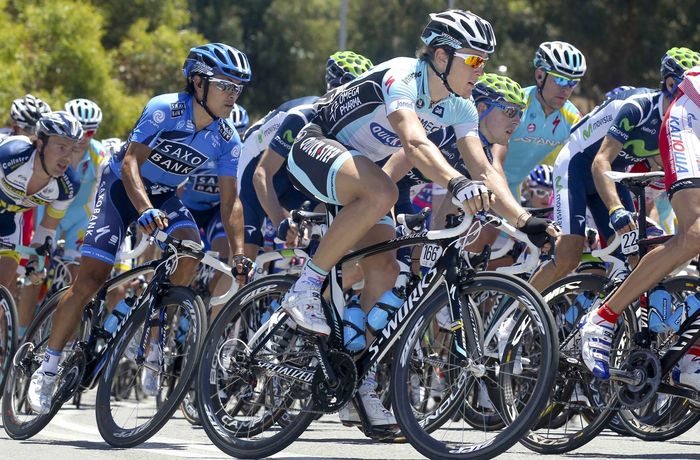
503, 86, 581, 196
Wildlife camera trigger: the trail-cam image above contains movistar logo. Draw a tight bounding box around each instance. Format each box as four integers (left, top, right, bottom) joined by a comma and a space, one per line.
555, 176, 563, 193
622, 139, 659, 158
619, 117, 634, 132
582, 124, 593, 140
283, 129, 294, 144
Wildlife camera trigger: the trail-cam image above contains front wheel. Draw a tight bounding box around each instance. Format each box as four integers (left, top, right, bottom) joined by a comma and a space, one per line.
0, 285, 18, 401
96, 286, 205, 447
392, 272, 558, 460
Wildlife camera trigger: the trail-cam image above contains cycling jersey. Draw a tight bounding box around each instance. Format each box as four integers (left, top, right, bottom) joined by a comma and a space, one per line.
56, 139, 109, 259
289, 57, 479, 204
83, 92, 238, 265
553, 88, 662, 238
109, 92, 240, 190
180, 160, 222, 211
503, 86, 581, 196
660, 67, 700, 198
0, 136, 80, 259
239, 98, 319, 246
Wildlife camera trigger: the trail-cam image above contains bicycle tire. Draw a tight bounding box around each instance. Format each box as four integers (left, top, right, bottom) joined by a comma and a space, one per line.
96, 286, 205, 447
0, 284, 18, 400
197, 274, 318, 459
392, 272, 558, 460
2, 288, 68, 439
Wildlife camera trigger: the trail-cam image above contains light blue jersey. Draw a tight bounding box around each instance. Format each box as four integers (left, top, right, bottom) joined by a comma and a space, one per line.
503, 86, 581, 195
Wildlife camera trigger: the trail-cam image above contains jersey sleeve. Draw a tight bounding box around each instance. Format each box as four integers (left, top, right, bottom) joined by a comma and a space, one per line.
269, 110, 310, 158
128, 95, 172, 146
383, 67, 418, 115
217, 136, 241, 177
607, 100, 644, 143
451, 99, 479, 139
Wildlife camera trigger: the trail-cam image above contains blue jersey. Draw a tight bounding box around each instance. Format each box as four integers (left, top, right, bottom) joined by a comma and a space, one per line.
60, 139, 108, 225
0, 136, 79, 218
568, 88, 662, 168
504, 86, 581, 195
312, 57, 479, 162
180, 160, 220, 211
109, 92, 241, 191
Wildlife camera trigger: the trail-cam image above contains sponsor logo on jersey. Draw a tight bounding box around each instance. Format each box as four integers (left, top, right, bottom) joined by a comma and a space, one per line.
416, 99, 425, 109
401, 71, 421, 84
641, 126, 657, 135
527, 123, 536, 132
668, 115, 688, 173
193, 174, 219, 194
170, 102, 186, 118
688, 113, 696, 128
552, 116, 561, 134
385, 76, 396, 92
151, 138, 207, 175
370, 123, 401, 147
219, 119, 234, 142
582, 114, 613, 140
299, 137, 344, 163
153, 110, 166, 123
232, 144, 241, 158
432, 105, 445, 117
326, 85, 362, 123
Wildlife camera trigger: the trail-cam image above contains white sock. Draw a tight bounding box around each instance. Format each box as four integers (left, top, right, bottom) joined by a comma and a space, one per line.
293, 260, 328, 292
41, 348, 62, 376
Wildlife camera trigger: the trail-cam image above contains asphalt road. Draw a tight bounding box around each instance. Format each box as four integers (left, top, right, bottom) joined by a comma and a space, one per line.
0, 392, 697, 459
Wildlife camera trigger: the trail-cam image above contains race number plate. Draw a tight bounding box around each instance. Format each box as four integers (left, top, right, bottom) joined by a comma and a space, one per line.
420, 244, 442, 268
620, 229, 639, 255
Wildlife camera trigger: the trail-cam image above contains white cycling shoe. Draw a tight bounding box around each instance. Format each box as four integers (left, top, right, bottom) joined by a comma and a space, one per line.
578, 309, 615, 380
141, 362, 160, 397
674, 353, 700, 391
27, 369, 59, 415
339, 388, 397, 428
281, 289, 330, 336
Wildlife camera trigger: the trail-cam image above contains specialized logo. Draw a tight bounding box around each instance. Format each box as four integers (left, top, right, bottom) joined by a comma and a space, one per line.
170, 102, 185, 118
385, 76, 396, 92
552, 116, 561, 134
369, 123, 401, 147
151, 138, 207, 175
93, 225, 111, 243
193, 174, 219, 194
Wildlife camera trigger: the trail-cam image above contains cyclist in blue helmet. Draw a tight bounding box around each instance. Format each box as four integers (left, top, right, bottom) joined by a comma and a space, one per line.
27, 43, 252, 414
230, 103, 249, 136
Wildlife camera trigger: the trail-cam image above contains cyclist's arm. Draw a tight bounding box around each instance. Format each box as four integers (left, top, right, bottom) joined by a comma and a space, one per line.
121, 141, 156, 214
382, 148, 413, 183
591, 135, 625, 211
490, 143, 508, 180
457, 136, 528, 225
252, 148, 288, 227
219, 175, 245, 257
387, 110, 459, 187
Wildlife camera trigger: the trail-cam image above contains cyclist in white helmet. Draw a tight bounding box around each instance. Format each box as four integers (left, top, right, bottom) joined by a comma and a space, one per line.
492, 41, 585, 198
3, 94, 52, 141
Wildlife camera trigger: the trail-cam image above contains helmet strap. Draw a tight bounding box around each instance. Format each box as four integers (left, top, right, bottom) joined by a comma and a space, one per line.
194, 77, 220, 121
37, 137, 58, 179
535, 72, 559, 113
661, 76, 681, 100
428, 51, 461, 97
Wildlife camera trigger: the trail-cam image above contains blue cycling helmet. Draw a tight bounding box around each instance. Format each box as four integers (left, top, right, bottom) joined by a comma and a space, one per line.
183, 43, 251, 83
527, 164, 553, 188
36, 111, 84, 141
230, 104, 249, 133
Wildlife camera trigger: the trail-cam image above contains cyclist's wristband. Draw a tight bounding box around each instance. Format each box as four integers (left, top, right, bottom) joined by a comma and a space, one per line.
608, 205, 624, 216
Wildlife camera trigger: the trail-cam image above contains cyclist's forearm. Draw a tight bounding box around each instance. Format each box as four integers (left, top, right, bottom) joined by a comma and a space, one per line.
253, 169, 288, 227
592, 156, 622, 211
405, 141, 458, 187
223, 196, 245, 256
121, 157, 154, 214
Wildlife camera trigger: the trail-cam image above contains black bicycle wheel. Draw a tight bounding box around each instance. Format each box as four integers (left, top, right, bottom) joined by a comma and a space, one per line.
521, 273, 636, 453
197, 274, 318, 459
2, 288, 68, 439
617, 275, 700, 441
392, 272, 558, 460
96, 286, 205, 447
0, 285, 18, 400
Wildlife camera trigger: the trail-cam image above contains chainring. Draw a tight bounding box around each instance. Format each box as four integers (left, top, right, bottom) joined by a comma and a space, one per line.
56, 349, 87, 404
616, 349, 662, 409
311, 350, 357, 413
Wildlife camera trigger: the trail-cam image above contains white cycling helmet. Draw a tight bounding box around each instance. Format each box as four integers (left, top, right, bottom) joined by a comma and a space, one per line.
36, 111, 84, 141
533, 41, 587, 79
101, 137, 125, 156
65, 98, 103, 131
421, 10, 496, 54
10, 94, 52, 129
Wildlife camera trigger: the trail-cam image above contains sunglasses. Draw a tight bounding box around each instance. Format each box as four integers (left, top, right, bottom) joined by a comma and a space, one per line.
453, 52, 488, 69
548, 72, 580, 89
523, 187, 552, 200
491, 101, 523, 119
208, 77, 245, 95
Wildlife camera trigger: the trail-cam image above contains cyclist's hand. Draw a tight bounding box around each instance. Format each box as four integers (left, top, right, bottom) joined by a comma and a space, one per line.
519, 216, 560, 249
231, 254, 253, 285
449, 176, 493, 215
137, 208, 168, 234
609, 207, 637, 234
277, 217, 299, 247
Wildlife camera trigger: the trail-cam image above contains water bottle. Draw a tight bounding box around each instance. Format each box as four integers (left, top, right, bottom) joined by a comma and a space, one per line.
367, 288, 404, 334
564, 293, 594, 325
649, 287, 673, 333
343, 295, 366, 352
261, 299, 281, 325
666, 293, 700, 332
104, 298, 134, 334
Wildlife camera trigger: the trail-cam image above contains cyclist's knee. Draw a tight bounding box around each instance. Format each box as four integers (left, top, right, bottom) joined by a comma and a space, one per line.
72, 262, 111, 300
553, 237, 585, 276
683, 219, 700, 254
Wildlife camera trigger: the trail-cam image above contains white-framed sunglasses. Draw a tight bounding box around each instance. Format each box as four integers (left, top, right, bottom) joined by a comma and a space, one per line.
208, 77, 245, 95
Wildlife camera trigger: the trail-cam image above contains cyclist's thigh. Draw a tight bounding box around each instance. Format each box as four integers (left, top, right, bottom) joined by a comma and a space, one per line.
553, 145, 589, 236
0, 212, 22, 287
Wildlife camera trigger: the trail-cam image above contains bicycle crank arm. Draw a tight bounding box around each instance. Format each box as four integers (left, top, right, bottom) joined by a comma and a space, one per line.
656, 382, 699, 401
609, 367, 644, 386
